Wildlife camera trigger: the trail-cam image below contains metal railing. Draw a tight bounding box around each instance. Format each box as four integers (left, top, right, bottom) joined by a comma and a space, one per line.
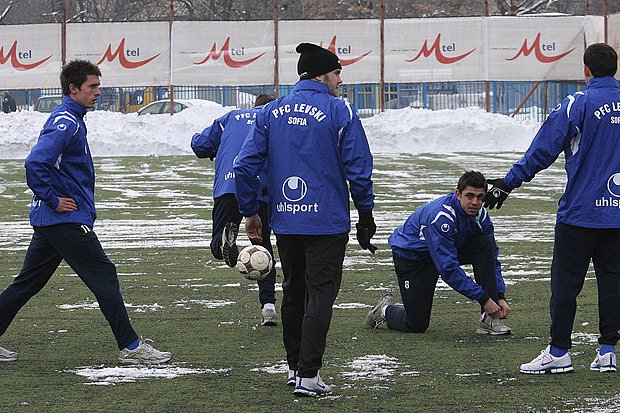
5, 80, 583, 122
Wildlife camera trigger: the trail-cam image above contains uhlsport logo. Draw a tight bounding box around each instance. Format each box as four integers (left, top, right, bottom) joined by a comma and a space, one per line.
320, 36, 371, 66
595, 173, 620, 209
506, 33, 575, 63
0, 41, 52, 70
194, 37, 265, 68
277, 176, 318, 214
97, 38, 160, 69
406, 34, 475, 64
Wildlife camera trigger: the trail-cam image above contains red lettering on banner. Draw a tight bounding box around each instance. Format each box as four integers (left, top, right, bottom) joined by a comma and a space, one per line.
97, 38, 160, 69
0, 41, 51, 70
406, 34, 475, 64
505, 33, 575, 63
194, 37, 265, 68
320, 36, 371, 66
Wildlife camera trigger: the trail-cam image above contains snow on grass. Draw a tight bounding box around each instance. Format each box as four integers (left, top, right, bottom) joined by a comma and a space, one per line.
66, 364, 230, 385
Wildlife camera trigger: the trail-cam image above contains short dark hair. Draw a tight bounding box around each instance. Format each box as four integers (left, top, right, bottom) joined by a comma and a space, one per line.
60, 60, 101, 96
457, 171, 486, 192
254, 93, 276, 107
584, 43, 618, 78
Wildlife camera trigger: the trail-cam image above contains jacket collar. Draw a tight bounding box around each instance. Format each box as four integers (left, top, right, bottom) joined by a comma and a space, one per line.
293, 79, 330, 94
61, 95, 87, 117
588, 76, 620, 89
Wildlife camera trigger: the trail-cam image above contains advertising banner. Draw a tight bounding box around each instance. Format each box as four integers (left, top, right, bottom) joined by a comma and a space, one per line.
67, 22, 170, 86
172, 21, 274, 86
0, 24, 61, 89
486, 16, 584, 81
385, 18, 484, 82
278, 20, 380, 85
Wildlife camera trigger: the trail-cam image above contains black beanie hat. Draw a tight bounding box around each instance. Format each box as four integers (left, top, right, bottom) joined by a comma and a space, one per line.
296, 43, 342, 80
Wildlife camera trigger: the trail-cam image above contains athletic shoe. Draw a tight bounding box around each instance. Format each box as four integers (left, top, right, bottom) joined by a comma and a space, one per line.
119, 339, 172, 365
520, 346, 574, 374
366, 292, 394, 329
590, 351, 617, 372
287, 370, 297, 386
221, 222, 239, 268
476, 313, 512, 335
293, 372, 332, 397
0, 346, 17, 362
261, 307, 277, 326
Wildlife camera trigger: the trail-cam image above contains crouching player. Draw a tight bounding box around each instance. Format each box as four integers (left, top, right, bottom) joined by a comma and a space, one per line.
367, 171, 511, 335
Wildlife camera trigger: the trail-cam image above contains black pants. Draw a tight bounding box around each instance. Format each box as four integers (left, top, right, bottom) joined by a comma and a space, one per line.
210, 194, 276, 306
0, 224, 138, 349
386, 233, 499, 333
277, 233, 348, 378
550, 223, 620, 349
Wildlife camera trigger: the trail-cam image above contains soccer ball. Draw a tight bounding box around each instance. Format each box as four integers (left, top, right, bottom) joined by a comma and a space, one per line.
236, 245, 273, 281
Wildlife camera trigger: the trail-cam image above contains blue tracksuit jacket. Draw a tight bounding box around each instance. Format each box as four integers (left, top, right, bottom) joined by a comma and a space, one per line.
388, 193, 505, 301
233, 80, 374, 235
504, 76, 620, 228
190, 106, 268, 202
25, 96, 96, 227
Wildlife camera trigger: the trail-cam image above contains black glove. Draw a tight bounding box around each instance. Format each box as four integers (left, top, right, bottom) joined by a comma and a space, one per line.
483, 178, 512, 210
356, 211, 377, 253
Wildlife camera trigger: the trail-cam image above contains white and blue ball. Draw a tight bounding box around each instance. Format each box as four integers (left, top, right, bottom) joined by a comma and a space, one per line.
236, 245, 273, 281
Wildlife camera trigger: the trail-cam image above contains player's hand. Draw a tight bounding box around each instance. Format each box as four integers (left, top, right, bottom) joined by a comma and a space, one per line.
483, 178, 512, 210
55, 197, 77, 212
483, 298, 501, 318
245, 214, 263, 244
356, 211, 377, 253
498, 298, 511, 319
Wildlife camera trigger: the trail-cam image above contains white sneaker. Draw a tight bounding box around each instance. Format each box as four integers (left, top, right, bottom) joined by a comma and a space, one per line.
366, 292, 394, 329
261, 306, 277, 326
0, 346, 17, 362
287, 369, 296, 386
293, 372, 332, 397
119, 339, 172, 365
476, 313, 512, 335
590, 351, 617, 372
520, 346, 574, 374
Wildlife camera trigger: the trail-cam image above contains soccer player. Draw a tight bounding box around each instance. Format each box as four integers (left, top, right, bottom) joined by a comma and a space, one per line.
367, 171, 511, 335
234, 43, 376, 397
484, 43, 620, 374
0, 60, 170, 364
190, 93, 278, 326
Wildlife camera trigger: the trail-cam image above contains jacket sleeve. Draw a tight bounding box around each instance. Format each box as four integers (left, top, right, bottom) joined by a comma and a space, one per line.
25, 119, 76, 210
480, 208, 506, 296
504, 93, 584, 189
190, 114, 226, 159
234, 109, 268, 217
423, 212, 487, 303
338, 101, 375, 213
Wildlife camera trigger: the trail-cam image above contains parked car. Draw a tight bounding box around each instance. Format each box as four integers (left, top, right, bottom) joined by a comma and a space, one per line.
34, 95, 63, 113
136, 99, 221, 115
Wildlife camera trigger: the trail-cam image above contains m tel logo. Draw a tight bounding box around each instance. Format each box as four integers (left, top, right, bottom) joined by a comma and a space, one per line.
406, 34, 475, 64
320, 36, 371, 66
97, 38, 160, 69
0, 41, 52, 70
506, 33, 575, 63
194, 37, 265, 68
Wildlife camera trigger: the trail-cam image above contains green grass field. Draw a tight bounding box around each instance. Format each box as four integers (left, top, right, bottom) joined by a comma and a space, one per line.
0, 154, 617, 412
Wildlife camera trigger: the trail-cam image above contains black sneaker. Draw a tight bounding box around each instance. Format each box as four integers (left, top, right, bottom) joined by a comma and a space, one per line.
221, 222, 239, 267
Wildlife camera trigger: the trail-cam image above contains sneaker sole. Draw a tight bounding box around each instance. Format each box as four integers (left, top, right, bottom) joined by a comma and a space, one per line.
287, 378, 296, 386
520, 365, 574, 374
119, 355, 172, 365
222, 224, 239, 268
261, 320, 277, 326
0, 357, 17, 362
476, 328, 512, 335
590, 366, 617, 372
293, 387, 332, 397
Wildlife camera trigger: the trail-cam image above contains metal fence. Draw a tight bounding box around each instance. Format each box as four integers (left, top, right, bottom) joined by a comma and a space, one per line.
5, 80, 583, 122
